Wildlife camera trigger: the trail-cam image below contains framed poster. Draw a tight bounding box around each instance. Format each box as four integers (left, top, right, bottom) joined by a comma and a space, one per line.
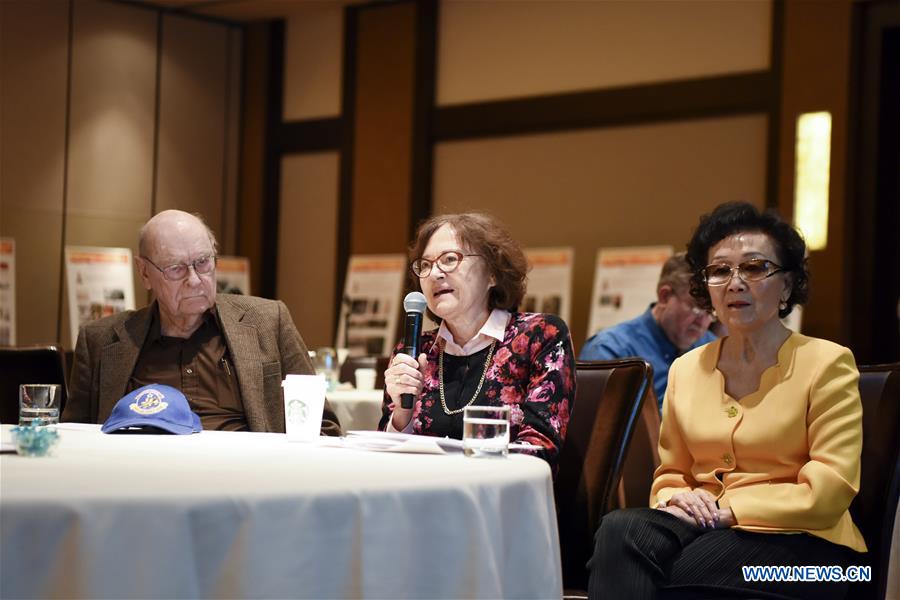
336, 254, 406, 357
586, 245, 672, 338
0, 238, 15, 346
216, 255, 251, 296
523, 247, 573, 322
65, 246, 136, 347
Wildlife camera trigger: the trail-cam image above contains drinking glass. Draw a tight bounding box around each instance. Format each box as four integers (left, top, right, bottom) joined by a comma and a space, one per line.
19, 384, 62, 426
313, 347, 339, 392
463, 405, 510, 458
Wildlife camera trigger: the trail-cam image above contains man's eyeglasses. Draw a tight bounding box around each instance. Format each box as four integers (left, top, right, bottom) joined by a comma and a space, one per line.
411, 250, 481, 278
142, 254, 217, 281
702, 259, 784, 286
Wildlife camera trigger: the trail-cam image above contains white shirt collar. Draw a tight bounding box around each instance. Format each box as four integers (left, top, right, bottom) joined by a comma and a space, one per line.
437, 308, 510, 356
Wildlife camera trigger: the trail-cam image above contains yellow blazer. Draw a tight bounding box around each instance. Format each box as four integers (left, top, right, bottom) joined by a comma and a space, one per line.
651, 332, 866, 553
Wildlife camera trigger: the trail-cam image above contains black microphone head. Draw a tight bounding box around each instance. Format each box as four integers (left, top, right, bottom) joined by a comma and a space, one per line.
403, 291, 427, 314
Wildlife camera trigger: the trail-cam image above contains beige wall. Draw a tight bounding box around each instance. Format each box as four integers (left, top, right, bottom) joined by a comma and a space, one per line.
434, 115, 768, 349
0, 0, 241, 347
437, 0, 772, 105
0, 0, 69, 346
278, 152, 340, 349
283, 2, 344, 120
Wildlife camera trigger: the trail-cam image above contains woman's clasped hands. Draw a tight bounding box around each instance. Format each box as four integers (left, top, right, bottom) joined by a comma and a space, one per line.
660, 488, 736, 530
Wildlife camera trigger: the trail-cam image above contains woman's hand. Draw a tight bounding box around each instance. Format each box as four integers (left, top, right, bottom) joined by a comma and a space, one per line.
658, 504, 695, 526
384, 352, 427, 430
667, 489, 721, 529
715, 507, 737, 529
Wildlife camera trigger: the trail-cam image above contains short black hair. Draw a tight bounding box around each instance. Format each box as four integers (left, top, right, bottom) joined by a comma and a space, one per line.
685, 202, 809, 318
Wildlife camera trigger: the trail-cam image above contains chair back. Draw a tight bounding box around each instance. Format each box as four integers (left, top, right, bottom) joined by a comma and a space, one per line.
554, 358, 653, 592
616, 386, 661, 508
849, 362, 900, 600
0, 346, 70, 425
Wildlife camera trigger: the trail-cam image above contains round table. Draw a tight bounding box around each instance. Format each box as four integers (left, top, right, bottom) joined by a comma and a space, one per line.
0, 424, 562, 599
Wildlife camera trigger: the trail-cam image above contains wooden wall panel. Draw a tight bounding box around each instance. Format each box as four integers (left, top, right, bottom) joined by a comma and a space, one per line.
64, 0, 157, 338
156, 14, 229, 238
237, 23, 270, 296
349, 3, 416, 255
777, 0, 853, 345
434, 115, 768, 349
0, 0, 69, 345
1, 1, 241, 348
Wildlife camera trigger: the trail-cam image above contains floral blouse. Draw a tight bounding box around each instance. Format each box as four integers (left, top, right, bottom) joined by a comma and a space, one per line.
379, 312, 575, 467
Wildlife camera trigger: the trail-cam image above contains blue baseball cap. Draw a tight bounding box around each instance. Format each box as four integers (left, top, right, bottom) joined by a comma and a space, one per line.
102, 384, 202, 435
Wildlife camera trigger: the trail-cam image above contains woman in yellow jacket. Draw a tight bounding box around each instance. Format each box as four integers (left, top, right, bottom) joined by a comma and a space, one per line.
587, 202, 866, 599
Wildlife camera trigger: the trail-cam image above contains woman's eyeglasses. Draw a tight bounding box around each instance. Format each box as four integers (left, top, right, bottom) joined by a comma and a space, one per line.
702, 259, 784, 286
142, 254, 217, 281
411, 250, 481, 278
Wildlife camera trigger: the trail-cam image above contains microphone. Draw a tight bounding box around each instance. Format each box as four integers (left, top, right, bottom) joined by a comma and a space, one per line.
400, 291, 427, 409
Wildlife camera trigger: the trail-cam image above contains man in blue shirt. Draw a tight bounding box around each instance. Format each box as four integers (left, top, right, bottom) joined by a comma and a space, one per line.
580, 253, 716, 411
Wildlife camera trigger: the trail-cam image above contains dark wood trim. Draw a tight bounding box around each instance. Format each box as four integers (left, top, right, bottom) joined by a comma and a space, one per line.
260, 20, 284, 299
114, 0, 244, 28
278, 118, 342, 154
335, 6, 359, 333
57, 0, 75, 345
220, 26, 233, 250
150, 11, 162, 217
232, 26, 247, 256
844, 1, 866, 350
408, 0, 438, 240
765, 0, 785, 210
847, 0, 900, 363
433, 71, 774, 142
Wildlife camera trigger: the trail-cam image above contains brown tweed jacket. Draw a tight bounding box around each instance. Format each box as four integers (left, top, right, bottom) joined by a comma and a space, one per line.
62, 293, 341, 435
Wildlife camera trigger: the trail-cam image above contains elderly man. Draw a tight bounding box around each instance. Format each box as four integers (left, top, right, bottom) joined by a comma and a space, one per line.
63, 210, 340, 435
580, 253, 716, 411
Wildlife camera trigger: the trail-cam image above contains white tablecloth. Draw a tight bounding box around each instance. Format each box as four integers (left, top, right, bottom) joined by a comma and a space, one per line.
0, 424, 561, 599
327, 389, 384, 431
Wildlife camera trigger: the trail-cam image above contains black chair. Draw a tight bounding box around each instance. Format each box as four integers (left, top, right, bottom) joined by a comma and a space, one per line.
848, 362, 900, 600
0, 345, 70, 425
554, 358, 653, 594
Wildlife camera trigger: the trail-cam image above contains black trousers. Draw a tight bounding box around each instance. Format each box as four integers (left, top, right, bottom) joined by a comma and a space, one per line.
587, 508, 863, 600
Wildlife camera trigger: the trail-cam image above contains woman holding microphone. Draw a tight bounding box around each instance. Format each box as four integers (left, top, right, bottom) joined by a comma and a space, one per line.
379, 213, 575, 467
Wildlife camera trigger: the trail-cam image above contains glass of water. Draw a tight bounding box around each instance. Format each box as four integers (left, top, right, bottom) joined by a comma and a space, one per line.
19, 384, 62, 426
463, 405, 510, 458
313, 347, 339, 392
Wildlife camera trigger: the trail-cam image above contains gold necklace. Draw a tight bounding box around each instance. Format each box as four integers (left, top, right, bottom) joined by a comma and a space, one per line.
438, 340, 497, 415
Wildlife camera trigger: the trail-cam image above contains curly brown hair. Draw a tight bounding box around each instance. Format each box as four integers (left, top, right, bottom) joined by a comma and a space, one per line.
409, 213, 529, 314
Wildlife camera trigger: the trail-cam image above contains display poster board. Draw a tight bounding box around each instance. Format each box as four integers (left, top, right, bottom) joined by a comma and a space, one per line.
0, 238, 15, 346
336, 254, 406, 357
65, 246, 136, 347
216, 256, 251, 296
523, 247, 573, 323
586, 245, 673, 338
